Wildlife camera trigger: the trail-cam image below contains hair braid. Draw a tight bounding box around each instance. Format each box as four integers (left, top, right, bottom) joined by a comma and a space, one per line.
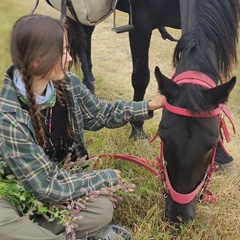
54, 81, 65, 107
20, 67, 46, 148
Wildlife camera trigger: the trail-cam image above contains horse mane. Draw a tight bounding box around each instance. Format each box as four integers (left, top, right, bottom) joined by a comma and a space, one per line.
173, 0, 240, 83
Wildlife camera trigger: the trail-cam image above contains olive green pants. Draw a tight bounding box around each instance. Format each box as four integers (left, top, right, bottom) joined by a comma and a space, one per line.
0, 196, 113, 240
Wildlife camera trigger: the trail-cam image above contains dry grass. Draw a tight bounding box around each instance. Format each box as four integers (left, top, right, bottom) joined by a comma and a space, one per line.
1, 0, 240, 239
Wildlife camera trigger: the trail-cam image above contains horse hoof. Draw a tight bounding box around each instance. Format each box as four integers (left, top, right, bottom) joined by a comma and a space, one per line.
216, 161, 239, 177
130, 121, 148, 140
129, 130, 148, 141
83, 79, 95, 94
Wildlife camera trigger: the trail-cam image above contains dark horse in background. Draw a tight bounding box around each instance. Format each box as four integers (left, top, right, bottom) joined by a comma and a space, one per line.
154, 0, 239, 222
45, 0, 181, 139
115, 0, 180, 139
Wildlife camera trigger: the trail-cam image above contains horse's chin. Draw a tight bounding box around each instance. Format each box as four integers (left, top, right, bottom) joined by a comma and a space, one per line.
165, 197, 197, 223
164, 214, 195, 224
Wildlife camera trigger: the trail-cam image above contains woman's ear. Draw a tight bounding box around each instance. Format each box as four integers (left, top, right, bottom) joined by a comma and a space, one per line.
32, 58, 41, 69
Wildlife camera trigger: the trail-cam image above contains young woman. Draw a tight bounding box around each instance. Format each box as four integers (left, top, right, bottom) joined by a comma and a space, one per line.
0, 14, 165, 240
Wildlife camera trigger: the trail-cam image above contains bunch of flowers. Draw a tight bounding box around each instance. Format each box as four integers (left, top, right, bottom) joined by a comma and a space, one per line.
0, 155, 135, 240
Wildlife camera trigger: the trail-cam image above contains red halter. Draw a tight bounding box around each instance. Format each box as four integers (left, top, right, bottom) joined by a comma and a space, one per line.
174, 70, 216, 87
164, 70, 220, 117
157, 142, 218, 204
158, 71, 232, 204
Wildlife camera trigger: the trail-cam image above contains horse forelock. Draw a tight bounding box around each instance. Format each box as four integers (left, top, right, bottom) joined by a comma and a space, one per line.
174, 0, 240, 82
182, 85, 213, 114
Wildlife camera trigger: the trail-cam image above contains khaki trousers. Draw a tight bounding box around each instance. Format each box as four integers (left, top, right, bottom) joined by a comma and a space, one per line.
0, 196, 113, 240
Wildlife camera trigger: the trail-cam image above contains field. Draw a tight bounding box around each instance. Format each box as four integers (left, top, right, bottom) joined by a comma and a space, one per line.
1, 1, 240, 239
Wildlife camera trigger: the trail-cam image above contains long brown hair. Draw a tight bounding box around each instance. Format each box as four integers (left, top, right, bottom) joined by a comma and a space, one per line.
10, 14, 70, 148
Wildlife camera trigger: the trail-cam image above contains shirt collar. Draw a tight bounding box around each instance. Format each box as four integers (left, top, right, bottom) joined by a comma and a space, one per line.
13, 69, 56, 108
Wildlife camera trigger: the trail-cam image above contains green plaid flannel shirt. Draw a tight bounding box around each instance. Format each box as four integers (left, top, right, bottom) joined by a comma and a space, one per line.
0, 66, 153, 202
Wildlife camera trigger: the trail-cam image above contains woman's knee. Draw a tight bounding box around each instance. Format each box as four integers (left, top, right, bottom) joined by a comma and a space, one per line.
92, 196, 114, 227
0, 199, 20, 224
75, 196, 114, 238
84, 196, 113, 227
0, 199, 66, 240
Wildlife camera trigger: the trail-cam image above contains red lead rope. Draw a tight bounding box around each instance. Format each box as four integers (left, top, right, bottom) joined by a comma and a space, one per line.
90, 105, 235, 205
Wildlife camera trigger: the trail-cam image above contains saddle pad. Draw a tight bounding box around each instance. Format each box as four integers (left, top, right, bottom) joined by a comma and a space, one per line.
47, 0, 117, 25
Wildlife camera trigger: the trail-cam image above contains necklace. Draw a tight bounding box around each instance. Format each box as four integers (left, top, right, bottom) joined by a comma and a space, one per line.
48, 106, 54, 149
40, 107, 50, 125
48, 106, 53, 134
43, 106, 55, 157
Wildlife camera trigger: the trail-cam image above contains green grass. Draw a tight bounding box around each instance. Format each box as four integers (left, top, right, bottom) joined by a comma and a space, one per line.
1, 1, 240, 239
0, 1, 18, 79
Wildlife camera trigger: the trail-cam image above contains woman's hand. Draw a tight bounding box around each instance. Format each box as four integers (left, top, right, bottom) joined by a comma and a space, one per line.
114, 170, 121, 181
148, 95, 166, 110
147, 68, 175, 111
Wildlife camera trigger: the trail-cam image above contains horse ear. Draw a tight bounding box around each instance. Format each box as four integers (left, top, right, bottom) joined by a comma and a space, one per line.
154, 66, 180, 101
203, 77, 236, 106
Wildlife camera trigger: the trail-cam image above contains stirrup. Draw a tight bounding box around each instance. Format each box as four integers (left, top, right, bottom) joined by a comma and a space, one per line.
112, 0, 134, 33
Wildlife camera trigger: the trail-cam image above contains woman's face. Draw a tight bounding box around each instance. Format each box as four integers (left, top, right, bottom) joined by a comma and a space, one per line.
47, 33, 72, 81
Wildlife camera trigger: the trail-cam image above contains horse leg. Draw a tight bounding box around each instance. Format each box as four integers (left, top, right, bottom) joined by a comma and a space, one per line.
83, 25, 96, 86
215, 134, 238, 176
128, 20, 152, 140
67, 17, 95, 94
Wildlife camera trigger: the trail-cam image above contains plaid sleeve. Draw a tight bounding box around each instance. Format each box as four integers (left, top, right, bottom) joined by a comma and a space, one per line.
69, 73, 153, 130
0, 112, 119, 202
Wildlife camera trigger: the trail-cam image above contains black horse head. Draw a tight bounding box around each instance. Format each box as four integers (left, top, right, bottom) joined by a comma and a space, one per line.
155, 0, 239, 223
155, 67, 236, 222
